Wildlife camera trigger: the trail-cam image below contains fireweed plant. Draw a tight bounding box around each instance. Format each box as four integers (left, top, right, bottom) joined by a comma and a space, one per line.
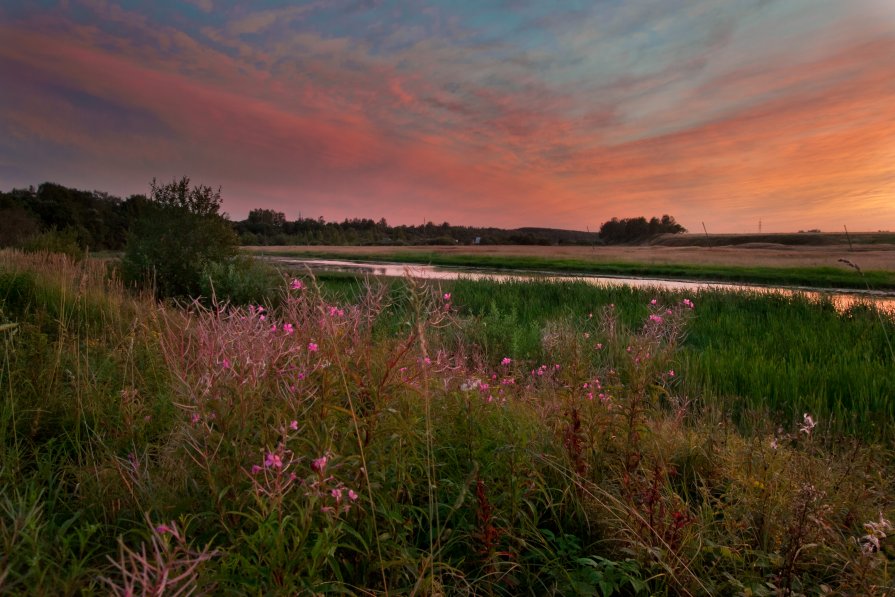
0, 248, 893, 594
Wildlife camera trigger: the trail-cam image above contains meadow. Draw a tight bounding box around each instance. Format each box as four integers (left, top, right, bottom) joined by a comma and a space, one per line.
248, 243, 895, 291
1, 249, 894, 595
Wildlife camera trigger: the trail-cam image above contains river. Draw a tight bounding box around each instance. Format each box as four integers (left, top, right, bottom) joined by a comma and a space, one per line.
266, 257, 895, 315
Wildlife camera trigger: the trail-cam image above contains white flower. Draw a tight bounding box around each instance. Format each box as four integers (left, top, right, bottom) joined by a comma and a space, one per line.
799, 413, 816, 435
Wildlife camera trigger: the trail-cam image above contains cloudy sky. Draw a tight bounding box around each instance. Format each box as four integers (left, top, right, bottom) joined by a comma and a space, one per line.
1, 0, 894, 231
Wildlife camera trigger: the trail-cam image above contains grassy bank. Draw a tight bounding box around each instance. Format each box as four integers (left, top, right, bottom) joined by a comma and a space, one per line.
310, 273, 895, 439
257, 248, 895, 291
2, 250, 894, 594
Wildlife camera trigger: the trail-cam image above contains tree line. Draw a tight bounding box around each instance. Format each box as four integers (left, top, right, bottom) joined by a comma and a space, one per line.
0, 179, 686, 299
0, 181, 686, 252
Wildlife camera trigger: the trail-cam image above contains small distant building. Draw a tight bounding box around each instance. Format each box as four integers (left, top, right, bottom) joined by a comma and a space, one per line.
473, 237, 481, 245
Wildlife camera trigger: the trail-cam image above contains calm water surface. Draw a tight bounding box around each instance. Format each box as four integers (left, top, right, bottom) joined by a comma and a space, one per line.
267, 257, 895, 315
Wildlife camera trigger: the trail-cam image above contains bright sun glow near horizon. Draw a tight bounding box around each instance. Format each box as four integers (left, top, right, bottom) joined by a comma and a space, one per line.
1, 0, 894, 233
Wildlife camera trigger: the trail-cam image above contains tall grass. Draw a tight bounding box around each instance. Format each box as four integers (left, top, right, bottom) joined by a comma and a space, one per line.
1, 250, 893, 594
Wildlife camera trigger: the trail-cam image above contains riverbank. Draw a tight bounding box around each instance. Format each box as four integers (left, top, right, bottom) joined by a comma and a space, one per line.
246, 244, 895, 290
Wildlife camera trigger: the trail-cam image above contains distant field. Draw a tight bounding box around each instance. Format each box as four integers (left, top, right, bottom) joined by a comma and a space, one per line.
245, 235, 895, 272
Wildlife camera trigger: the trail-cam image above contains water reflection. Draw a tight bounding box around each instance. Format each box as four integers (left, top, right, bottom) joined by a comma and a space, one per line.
267, 257, 895, 315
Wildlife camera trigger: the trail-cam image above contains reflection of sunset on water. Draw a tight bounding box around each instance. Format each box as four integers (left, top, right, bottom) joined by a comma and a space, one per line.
271, 258, 895, 316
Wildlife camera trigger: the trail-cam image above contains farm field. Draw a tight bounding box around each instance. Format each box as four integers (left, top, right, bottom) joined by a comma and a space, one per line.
1, 249, 894, 594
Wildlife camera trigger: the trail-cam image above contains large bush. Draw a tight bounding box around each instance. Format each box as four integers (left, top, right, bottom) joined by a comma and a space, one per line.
121, 177, 238, 298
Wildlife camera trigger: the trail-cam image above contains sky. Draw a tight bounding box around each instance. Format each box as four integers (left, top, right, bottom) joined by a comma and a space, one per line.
1, 1, 894, 232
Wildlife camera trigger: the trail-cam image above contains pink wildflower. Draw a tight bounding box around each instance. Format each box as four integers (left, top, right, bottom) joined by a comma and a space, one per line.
650, 299, 657, 305
290, 278, 304, 290
251, 464, 262, 475
596, 343, 603, 350
264, 452, 283, 469
308, 342, 318, 352
155, 524, 172, 534
501, 357, 512, 366
649, 314, 664, 323
331, 488, 343, 501
221, 358, 231, 369
348, 489, 359, 501
668, 369, 675, 377
443, 293, 451, 301
312, 455, 328, 473
289, 420, 299, 431
283, 323, 294, 334
190, 412, 200, 425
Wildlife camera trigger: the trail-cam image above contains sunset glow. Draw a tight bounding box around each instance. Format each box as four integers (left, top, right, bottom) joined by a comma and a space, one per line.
1, 1, 894, 231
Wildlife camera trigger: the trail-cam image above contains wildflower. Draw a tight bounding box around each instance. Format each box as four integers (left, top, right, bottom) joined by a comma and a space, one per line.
595, 343, 603, 350
251, 464, 262, 475
348, 489, 359, 501
682, 298, 695, 309
423, 356, 431, 365
283, 323, 294, 334
221, 358, 231, 369
264, 452, 283, 469
800, 413, 816, 435
650, 298, 657, 305
649, 314, 664, 323
331, 488, 343, 501
443, 293, 451, 301
668, 369, 675, 377
155, 524, 172, 534
308, 342, 318, 352
289, 420, 299, 431
312, 455, 327, 473
290, 278, 304, 290
190, 412, 200, 425
860, 513, 893, 554
501, 357, 512, 366
270, 324, 277, 332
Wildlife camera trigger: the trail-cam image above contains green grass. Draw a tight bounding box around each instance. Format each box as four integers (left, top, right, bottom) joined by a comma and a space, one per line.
256, 248, 895, 291
307, 272, 895, 439
2, 250, 895, 594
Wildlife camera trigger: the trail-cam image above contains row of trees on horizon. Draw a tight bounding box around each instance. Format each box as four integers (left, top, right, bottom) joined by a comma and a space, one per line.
0, 181, 686, 252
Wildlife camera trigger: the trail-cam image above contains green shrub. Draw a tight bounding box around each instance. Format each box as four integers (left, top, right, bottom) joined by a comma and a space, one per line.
22, 229, 84, 261
121, 178, 237, 298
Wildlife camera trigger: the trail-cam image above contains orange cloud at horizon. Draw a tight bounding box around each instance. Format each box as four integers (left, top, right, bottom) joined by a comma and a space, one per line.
0, 2, 894, 233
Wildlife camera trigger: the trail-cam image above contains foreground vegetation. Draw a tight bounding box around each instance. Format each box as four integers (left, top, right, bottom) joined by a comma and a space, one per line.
1, 249, 894, 594
260, 248, 895, 291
